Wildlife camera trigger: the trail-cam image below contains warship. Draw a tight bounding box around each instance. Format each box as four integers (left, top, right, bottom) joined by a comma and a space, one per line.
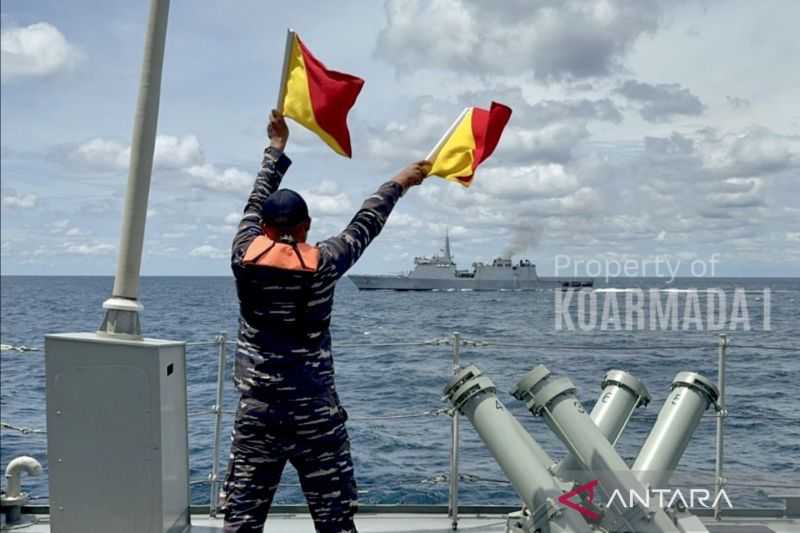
348, 233, 594, 291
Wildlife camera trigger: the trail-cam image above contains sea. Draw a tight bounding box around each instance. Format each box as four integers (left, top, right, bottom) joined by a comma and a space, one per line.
1, 275, 798, 509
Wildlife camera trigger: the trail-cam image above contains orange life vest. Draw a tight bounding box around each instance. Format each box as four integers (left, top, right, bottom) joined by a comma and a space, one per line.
243, 235, 320, 272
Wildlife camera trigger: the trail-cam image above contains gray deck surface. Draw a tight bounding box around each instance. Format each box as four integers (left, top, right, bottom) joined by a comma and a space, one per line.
9, 512, 800, 532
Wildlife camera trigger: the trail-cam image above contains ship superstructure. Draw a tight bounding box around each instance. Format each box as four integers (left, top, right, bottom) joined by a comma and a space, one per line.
349, 233, 592, 291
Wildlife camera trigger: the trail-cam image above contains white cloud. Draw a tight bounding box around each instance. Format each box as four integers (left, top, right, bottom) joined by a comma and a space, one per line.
204, 222, 237, 235
551, 186, 600, 215
725, 96, 751, 111
305, 192, 353, 217
185, 163, 253, 193
74, 138, 129, 168
545, 124, 800, 253
378, 0, 477, 72
2, 193, 38, 208
502, 123, 590, 164
639, 127, 800, 195
474, 164, 581, 199
707, 178, 765, 208
189, 244, 227, 259
458, 88, 622, 126
49, 220, 86, 237
63, 242, 114, 256
376, 0, 662, 81
1, 22, 82, 82
153, 135, 204, 168
417, 170, 601, 235
615, 80, 705, 122
300, 180, 353, 216
73, 134, 204, 170
366, 97, 452, 162
224, 212, 241, 225
699, 128, 800, 178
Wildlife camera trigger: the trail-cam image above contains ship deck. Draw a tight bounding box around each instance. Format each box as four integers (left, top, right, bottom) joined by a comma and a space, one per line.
10, 513, 800, 533
10, 508, 800, 532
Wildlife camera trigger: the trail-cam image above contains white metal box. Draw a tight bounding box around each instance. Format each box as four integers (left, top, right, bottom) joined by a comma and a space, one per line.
45, 333, 190, 533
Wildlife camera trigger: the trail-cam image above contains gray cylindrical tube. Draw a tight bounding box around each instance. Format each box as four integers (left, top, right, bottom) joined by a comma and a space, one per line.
513, 366, 680, 533
113, 0, 170, 301
556, 370, 650, 483
99, 0, 170, 337
444, 366, 591, 533
633, 371, 719, 490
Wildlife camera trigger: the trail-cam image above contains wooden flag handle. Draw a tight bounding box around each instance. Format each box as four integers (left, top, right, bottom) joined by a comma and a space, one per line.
276, 28, 296, 113
426, 107, 470, 162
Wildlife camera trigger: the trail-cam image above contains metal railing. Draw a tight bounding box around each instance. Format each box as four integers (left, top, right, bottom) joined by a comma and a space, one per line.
714, 334, 728, 521
448, 333, 461, 531
3, 333, 799, 527
185, 331, 795, 527
209, 333, 227, 518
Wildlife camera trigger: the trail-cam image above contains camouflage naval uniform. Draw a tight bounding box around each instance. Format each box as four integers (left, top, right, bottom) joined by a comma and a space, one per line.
222, 145, 404, 533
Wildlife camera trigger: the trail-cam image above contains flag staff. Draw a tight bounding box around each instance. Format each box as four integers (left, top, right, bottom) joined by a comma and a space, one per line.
426, 107, 470, 162
276, 28, 296, 113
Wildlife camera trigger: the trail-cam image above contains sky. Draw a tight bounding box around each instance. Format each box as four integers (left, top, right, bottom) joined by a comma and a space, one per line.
1, 0, 799, 277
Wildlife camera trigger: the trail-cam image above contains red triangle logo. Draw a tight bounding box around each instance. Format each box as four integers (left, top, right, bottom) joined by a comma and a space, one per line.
558, 479, 601, 522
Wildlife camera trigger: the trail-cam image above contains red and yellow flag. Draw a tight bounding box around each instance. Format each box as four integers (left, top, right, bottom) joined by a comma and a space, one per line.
278, 30, 364, 158
427, 102, 512, 187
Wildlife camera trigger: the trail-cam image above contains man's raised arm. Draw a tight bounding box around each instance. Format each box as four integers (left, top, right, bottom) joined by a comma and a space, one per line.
319, 161, 431, 278
231, 111, 291, 265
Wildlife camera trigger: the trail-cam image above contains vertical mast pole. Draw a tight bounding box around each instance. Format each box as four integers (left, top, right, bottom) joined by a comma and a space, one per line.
100, 0, 170, 337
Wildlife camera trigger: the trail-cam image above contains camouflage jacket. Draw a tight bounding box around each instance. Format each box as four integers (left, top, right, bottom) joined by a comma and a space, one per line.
231, 145, 403, 400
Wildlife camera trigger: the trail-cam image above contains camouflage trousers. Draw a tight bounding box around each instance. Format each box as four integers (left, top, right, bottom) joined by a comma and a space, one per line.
221, 391, 358, 533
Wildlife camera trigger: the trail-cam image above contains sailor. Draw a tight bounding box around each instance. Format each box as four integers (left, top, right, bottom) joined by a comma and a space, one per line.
222, 110, 431, 533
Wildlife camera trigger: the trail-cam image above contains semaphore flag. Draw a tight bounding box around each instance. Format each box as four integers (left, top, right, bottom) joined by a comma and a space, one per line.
426, 102, 512, 187
277, 29, 364, 158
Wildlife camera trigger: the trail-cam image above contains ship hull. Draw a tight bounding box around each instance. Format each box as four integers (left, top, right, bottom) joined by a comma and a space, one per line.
348, 275, 592, 291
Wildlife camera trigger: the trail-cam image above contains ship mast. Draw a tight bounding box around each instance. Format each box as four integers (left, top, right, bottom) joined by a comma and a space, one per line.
444, 229, 452, 264
98, 0, 170, 338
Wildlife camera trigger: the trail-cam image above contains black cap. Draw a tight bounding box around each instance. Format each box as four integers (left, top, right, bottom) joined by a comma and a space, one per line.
260, 189, 309, 228
260, 189, 310, 228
